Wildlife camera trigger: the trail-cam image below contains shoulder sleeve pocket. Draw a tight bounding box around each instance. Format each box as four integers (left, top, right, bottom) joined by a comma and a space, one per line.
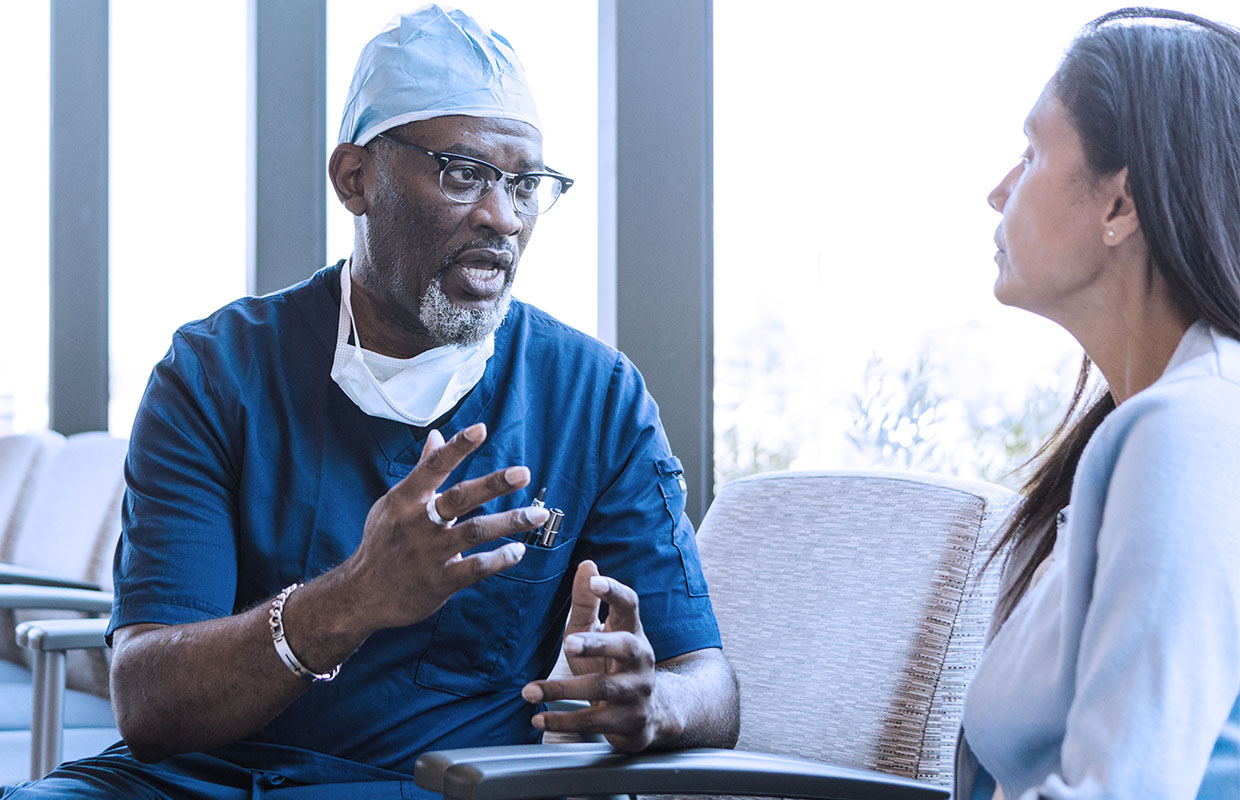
656, 456, 708, 597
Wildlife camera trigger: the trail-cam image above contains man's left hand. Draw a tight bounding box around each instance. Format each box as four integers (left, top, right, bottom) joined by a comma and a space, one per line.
520, 560, 676, 752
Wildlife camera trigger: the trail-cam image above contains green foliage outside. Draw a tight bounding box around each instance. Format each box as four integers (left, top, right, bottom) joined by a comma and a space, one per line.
714, 327, 1076, 493
845, 350, 1071, 489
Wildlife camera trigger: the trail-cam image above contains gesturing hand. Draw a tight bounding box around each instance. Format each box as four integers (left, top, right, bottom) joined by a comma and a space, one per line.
521, 560, 669, 752
342, 422, 549, 633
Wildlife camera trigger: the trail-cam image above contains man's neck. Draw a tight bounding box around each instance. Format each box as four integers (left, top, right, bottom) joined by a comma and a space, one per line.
346, 265, 440, 359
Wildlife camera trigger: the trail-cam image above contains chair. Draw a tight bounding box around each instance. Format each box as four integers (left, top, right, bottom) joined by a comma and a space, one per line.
0, 431, 127, 783
413, 469, 1019, 799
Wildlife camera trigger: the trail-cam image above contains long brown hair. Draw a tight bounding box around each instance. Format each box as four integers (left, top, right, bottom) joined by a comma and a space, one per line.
990, 7, 1240, 624
989, 357, 1113, 625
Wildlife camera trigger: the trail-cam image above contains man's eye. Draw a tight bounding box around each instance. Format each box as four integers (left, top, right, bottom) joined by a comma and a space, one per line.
1019, 147, 1033, 165
514, 176, 541, 196
445, 165, 483, 184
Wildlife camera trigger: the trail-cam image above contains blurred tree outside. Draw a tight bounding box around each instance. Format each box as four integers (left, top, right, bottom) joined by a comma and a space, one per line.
846, 348, 1072, 489
714, 323, 1079, 493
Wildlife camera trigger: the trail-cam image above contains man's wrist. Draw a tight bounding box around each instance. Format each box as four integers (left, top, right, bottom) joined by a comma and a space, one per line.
269, 583, 343, 681
648, 669, 688, 747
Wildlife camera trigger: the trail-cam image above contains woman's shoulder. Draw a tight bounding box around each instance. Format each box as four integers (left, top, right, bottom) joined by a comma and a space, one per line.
1106, 324, 1240, 436
1074, 327, 1240, 504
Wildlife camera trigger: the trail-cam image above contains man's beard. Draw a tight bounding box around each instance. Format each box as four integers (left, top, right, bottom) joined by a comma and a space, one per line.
417, 265, 514, 347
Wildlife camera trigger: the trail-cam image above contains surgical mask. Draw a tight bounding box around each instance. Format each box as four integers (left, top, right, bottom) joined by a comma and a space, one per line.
330, 262, 493, 426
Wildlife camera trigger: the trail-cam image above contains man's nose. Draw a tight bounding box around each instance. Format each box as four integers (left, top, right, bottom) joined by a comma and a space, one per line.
470, 181, 525, 237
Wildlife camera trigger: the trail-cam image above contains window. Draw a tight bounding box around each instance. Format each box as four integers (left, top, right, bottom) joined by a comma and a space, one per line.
0, 6, 50, 433
713, 0, 1240, 489
109, 0, 247, 435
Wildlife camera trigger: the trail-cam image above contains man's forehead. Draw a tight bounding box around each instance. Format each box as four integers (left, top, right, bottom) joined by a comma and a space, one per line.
396, 116, 543, 164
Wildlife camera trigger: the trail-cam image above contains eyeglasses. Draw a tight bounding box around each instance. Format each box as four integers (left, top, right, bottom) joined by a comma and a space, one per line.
376, 134, 574, 216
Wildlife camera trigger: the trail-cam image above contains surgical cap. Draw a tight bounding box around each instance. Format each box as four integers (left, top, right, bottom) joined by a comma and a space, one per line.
338, 4, 541, 146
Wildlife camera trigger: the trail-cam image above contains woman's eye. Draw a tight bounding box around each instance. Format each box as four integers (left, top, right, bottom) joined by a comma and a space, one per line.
1019, 147, 1033, 166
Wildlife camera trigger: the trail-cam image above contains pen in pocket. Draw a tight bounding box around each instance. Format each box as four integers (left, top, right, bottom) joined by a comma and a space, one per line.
524, 486, 563, 547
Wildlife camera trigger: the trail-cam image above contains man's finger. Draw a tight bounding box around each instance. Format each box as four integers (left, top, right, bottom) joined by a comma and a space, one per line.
394, 423, 488, 499
443, 540, 527, 590
565, 560, 602, 633
441, 506, 548, 560
522, 671, 648, 705
416, 429, 445, 466
584, 574, 643, 635
561, 631, 651, 667
530, 703, 645, 738
435, 465, 532, 521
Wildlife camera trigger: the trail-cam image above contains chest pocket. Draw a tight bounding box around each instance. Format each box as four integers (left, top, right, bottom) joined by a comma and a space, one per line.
658, 456, 709, 597
414, 523, 576, 696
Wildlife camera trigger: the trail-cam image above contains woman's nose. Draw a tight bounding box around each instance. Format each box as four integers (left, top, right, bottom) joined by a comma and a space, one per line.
988, 164, 1019, 212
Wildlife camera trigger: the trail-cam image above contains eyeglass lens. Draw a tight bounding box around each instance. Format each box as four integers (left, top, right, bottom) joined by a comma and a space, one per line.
440, 160, 565, 215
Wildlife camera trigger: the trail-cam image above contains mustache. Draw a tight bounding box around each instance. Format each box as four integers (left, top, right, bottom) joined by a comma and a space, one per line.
439, 238, 519, 274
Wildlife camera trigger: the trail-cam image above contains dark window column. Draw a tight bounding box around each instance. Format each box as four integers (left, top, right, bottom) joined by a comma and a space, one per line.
49, 0, 109, 435
247, 0, 326, 296
600, 0, 714, 524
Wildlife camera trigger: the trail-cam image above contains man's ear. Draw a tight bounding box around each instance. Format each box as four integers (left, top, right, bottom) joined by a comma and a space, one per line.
1101, 166, 1140, 246
329, 143, 370, 217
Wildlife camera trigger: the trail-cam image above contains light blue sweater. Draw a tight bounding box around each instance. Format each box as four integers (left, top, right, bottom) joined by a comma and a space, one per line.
957, 321, 1240, 800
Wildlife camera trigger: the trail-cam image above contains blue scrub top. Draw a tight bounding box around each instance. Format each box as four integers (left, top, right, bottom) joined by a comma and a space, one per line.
107, 262, 721, 776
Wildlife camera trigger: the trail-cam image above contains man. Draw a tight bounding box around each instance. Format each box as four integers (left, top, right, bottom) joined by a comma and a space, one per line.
3, 5, 738, 798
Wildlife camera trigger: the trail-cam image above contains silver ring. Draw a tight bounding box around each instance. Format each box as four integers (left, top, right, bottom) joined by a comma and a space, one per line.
426, 492, 457, 528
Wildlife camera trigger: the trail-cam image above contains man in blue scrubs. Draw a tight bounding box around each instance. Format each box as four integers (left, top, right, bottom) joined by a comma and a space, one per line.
2, 5, 737, 799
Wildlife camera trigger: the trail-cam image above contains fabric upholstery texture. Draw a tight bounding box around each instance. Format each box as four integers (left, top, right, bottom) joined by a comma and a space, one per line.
0, 431, 127, 785
0, 433, 64, 562
695, 470, 1017, 789
0, 432, 126, 697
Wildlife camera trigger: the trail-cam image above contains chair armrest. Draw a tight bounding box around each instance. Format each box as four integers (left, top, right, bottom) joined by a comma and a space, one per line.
0, 561, 101, 591
0, 584, 113, 613
17, 618, 110, 653
414, 744, 951, 800
16, 617, 111, 780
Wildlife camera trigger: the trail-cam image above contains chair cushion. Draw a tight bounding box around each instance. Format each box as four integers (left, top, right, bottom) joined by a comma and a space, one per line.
697, 470, 1016, 786
0, 680, 116, 730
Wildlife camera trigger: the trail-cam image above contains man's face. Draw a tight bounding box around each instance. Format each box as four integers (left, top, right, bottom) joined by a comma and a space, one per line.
354, 115, 542, 348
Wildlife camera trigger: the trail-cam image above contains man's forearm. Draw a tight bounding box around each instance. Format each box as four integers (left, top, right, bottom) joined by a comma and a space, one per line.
110, 567, 371, 762
650, 648, 740, 749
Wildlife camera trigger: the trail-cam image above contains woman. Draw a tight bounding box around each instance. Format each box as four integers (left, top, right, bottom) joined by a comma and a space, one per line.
958, 8, 1240, 800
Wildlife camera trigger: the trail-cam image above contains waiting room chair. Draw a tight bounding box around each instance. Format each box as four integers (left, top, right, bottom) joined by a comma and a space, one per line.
0, 431, 126, 783
413, 469, 1019, 799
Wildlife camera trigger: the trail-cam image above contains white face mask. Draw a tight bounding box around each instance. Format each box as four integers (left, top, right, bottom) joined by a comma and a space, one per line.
330, 262, 494, 426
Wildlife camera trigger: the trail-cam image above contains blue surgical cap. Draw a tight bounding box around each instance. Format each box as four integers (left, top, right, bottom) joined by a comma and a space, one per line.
338, 4, 541, 146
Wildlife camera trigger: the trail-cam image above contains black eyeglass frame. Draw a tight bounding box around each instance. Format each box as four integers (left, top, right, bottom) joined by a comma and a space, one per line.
375, 133, 574, 215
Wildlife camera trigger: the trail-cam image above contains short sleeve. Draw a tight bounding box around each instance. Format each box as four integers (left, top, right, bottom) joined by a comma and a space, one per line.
107, 331, 241, 642
574, 353, 721, 661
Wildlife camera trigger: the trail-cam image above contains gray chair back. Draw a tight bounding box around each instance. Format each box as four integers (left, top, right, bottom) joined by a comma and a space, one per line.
696, 470, 1017, 787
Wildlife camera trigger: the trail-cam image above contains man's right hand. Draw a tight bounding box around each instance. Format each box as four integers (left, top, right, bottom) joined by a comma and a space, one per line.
341, 421, 548, 632
110, 420, 545, 762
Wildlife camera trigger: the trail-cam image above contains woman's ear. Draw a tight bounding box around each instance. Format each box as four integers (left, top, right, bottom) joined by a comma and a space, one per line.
328, 144, 370, 217
1101, 166, 1140, 246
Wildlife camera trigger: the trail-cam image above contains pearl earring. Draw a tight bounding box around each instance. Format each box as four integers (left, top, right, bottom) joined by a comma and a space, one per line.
1107, 230, 1116, 238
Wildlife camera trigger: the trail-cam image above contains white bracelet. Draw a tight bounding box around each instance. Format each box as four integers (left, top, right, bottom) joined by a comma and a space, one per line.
268, 583, 341, 682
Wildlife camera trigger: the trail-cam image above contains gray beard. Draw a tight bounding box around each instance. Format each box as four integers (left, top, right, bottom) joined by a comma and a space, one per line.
417, 272, 513, 347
